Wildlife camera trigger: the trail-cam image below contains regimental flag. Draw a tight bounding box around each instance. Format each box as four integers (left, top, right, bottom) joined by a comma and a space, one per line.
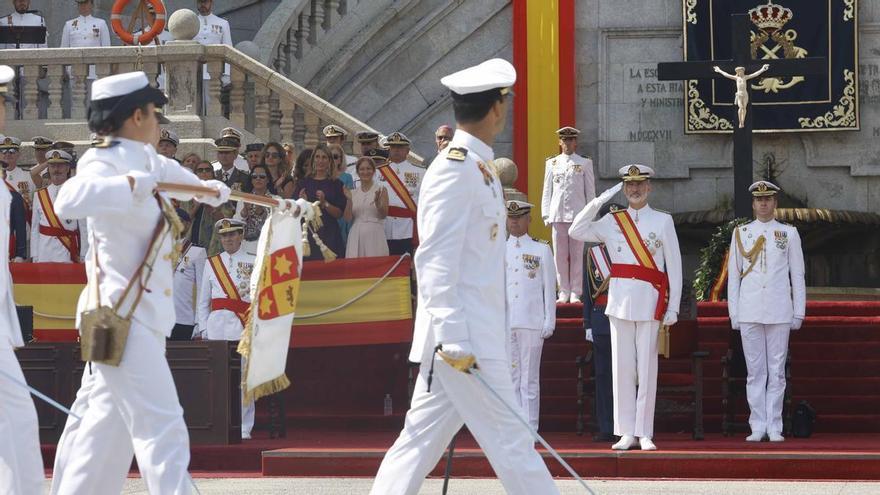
684, 0, 859, 133
238, 207, 306, 403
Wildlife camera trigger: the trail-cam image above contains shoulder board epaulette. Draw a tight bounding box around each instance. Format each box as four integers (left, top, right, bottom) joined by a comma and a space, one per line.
654, 207, 670, 215
446, 147, 468, 162
546, 156, 555, 161
413, 162, 428, 170
93, 140, 120, 149
777, 220, 792, 227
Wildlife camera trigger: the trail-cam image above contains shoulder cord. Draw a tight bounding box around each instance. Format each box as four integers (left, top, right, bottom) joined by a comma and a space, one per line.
734, 227, 765, 280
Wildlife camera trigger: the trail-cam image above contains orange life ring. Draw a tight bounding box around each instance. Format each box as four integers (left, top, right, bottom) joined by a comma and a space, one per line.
111, 0, 167, 45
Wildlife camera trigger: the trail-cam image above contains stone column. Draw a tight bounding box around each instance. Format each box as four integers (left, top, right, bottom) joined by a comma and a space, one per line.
164, 10, 201, 115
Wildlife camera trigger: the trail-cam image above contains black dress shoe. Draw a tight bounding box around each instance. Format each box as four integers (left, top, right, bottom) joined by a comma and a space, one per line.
592, 433, 616, 442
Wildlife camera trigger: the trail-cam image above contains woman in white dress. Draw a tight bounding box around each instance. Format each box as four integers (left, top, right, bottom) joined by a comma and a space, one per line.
345, 157, 389, 258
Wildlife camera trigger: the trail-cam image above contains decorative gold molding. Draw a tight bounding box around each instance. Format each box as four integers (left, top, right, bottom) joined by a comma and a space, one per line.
798, 69, 857, 129
843, 0, 855, 22
686, 0, 698, 25
687, 80, 733, 131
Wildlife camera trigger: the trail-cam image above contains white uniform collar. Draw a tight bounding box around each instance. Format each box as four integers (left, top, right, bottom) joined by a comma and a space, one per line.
449, 129, 494, 162
627, 204, 652, 216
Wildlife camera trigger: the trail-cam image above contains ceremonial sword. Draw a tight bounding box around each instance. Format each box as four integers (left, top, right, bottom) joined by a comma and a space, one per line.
0, 367, 81, 420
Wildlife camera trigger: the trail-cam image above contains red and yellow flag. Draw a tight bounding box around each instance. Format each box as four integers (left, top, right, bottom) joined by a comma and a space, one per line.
256, 246, 300, 319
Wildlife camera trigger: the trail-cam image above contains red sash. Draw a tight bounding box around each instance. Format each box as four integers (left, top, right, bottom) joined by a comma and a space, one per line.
35, 188, 80, 262
377, 164, 419, 245
609, 210, 669, 321
4, 180, 15, 258
208, 254, 249, 326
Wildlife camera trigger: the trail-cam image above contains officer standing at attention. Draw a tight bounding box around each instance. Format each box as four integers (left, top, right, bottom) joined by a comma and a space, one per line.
727, 181, 806, 443
0, 62, 44, 495
60, 0, 110, 81
505, 199, 555, 432
370, 58, 560, 494
51, 71, 231, 494
30, 149, 87, 262
541, 126, 596, 303
582, 202, 624, 443
569, 164, 682, 452
382, 131, 424, 256
157, 128, 180, 161
323, 124, 357, 167
194, 0, 232, 107
197, 218, 256, 439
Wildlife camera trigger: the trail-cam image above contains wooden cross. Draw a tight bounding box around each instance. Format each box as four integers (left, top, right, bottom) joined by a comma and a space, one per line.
657, 14, 826, 217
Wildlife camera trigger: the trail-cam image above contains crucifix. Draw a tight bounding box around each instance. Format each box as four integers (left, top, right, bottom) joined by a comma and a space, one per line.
657, 13, 826, 218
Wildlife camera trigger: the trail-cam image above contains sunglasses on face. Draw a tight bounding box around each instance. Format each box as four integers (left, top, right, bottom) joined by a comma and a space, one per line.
251, 174, 268, 179
0, 149, 18, 154
265, 152, 283, 158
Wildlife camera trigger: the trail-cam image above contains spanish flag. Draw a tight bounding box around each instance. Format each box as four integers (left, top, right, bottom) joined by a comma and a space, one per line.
238, 205, 306, 402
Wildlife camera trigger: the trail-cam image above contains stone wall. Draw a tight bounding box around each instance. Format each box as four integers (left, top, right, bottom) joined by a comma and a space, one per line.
577, 0, 880, 215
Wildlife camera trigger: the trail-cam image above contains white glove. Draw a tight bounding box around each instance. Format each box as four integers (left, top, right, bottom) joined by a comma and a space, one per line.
585, 328, 593, 342
127, 170, 157, 201
662, 310, 678, 327
542, 215, 549, 226
197, 179, 231, 207
791, 317, 804, 330
437, 340, 477, 373
730, 318, 740, 330
597, 181, 624, 203
295, 198, 315, 222
541, 327, 554, 339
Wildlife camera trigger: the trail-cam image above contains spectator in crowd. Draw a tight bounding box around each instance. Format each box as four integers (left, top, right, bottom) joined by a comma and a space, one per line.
196, 219, 256, 439
260, 142, 294, 198
195, 0, 232, 96
293, 148, 312, 183
189, 160, 222, 254
382, 132, 423, 256
434, 124, 454, 152
2, 169, 27, 261
213, 133, 250, 192
329, 143, 353, 245
244, 143, 264, 172
171, 209, 206, 341
282, 142, 296, 168
356, 131, 380, 157
1, 137, 35, 213
181, 152, 201, 172
157, 128, 179, 160
295, 144, 346, 260
322, 124, 356, 166
30, 150, 86, 263
344, 156, 388, 258
234, 164, 272, 254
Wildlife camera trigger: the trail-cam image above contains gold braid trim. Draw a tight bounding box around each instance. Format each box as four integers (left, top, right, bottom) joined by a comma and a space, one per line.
735, 228, 765, 280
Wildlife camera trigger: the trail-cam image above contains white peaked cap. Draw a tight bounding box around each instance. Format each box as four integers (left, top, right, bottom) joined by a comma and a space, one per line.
441, 58, 516, 95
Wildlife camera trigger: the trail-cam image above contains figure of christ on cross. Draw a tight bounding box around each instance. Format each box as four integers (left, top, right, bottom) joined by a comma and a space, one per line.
657, 13, 826, 217
713, 64, 770, 129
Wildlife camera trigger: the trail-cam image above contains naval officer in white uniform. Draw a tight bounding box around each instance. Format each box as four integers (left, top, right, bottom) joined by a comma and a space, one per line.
569, 164, 682, 451
541, 126, 596, 303
370, 59, 560, 495
727, 180, 806, 442
0, 63, 44, 494
505, 200, 556, 432
60, 0, 110, 78
50, 71, 231, 495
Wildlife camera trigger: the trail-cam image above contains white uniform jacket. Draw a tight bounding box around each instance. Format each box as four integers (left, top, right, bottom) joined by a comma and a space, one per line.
212, 156, 250, 174
174, 243, 206, 326
727, 219, 806, 326
195, 13, 232, 82
197, 248, 254, 341
5, 166, 36, 206
381, 159, 425, 240
409, 130, 507, 363
54, 139, 209, 337
541, 152, 595, 224
506, 234, 555, 332
0, 12, 47, 49
30, 183, 88, 262
569, 201, 682, 322
61, 15, 111, 79
1, 186, 23, 348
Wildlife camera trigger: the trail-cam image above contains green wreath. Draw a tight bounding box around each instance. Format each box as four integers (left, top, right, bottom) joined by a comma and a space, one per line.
693, 217, 750, 301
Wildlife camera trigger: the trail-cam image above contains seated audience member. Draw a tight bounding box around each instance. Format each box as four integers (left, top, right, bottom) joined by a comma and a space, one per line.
261, 142, 295, 198
294, 144, 346, 260
344, 157, 389, 258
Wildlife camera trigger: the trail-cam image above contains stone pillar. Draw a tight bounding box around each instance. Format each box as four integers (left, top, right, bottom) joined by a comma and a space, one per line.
493, 157, 527, 202
164, 10, 201, 115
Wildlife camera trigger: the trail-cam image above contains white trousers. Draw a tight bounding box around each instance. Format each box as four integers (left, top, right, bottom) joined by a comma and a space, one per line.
551, 222, 583, 296
53, 326, 192, 495
509, 328, 544, 431
241, 355, 255, 437
370, 358, 559, 495
740, 323, 790, 435
0, 345, 44, 495
609, 317, 659, 438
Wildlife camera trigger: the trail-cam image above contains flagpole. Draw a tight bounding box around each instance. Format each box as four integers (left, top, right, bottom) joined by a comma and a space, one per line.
155, 182, 282, 209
